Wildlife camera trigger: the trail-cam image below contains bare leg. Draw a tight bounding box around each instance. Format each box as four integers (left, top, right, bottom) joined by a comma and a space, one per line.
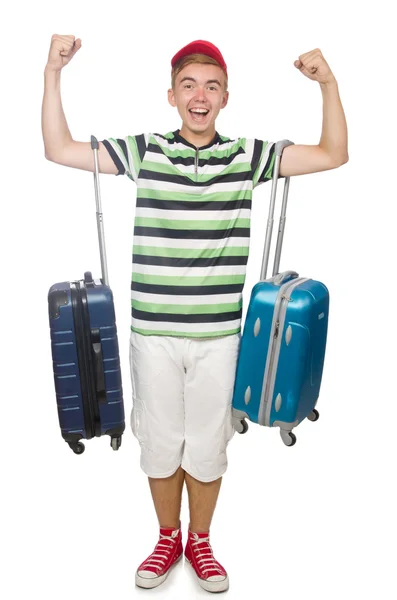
184, 472, 222, 532
148, 466, 185, 529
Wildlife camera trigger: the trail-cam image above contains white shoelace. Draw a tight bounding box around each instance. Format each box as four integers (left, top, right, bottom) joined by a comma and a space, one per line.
141, 531, 178, 571
191, 534, 224, 576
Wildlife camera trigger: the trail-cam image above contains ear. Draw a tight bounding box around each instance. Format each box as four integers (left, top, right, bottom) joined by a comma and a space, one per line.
168, 88, 177, 107
221, 91, 229, 110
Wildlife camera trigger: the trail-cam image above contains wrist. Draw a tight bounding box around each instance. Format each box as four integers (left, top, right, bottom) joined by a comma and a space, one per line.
44, 65, 61, 78
320, 77, 337, 89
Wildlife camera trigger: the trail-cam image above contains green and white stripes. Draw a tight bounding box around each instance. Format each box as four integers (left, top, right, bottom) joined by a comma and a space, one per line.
101, 130, 274, 338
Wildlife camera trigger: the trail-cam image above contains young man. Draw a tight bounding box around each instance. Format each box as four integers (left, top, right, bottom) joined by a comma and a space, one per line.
42, 37, 348, 593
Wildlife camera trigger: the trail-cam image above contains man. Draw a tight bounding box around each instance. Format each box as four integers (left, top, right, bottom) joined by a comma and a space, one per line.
42, 36, 348, 593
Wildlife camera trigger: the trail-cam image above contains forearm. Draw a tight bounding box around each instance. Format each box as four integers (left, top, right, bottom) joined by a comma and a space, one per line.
318, 80, 348, 164
42, 68, 73, 159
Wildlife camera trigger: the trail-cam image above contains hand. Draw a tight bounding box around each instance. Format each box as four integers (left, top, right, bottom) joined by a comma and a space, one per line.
294, 49, 336, 85
45, 34, 82, 73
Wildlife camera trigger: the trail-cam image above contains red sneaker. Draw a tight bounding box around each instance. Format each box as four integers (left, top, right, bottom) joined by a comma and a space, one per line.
135, 525, 183, 589
185, 530, 229, 593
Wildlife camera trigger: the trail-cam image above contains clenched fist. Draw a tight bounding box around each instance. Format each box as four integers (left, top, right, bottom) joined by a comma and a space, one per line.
294, 49, 336, 85
46, 34, 82, 72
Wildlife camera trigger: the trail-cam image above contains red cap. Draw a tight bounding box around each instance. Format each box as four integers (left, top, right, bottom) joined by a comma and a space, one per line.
171, 40, 227, 76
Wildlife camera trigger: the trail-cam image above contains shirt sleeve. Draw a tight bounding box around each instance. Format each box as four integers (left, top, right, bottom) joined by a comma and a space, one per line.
251, 139, 279, 188
101, 134, 148, 182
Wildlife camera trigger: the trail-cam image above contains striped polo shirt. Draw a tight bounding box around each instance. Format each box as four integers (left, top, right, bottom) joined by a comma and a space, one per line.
101, 130, 276, 339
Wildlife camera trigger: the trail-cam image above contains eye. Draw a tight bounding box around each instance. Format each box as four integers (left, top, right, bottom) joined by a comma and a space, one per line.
208, 86, 217, 91
184, 84, 193, 89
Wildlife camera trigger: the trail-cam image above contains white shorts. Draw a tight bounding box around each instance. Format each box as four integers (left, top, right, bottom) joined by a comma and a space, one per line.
129, 330, 241, 483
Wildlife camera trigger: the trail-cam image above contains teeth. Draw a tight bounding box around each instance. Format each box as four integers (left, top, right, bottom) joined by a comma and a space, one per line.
190, 109, 209, 114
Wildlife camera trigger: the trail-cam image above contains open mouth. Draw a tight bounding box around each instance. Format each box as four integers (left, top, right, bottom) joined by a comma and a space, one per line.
188, 108, 210, 123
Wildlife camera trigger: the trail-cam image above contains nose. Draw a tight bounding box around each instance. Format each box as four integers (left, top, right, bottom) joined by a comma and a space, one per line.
194, 86, 207, 102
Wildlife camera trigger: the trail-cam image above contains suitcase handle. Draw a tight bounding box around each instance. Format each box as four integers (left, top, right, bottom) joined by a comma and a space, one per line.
272, 271, 299, 286
260, 140, 294, 281
91, 328, 107, 404
91, 135, 109, 286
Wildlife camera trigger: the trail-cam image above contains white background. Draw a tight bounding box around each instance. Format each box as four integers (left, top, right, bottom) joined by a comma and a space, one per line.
2, 1, 396, 598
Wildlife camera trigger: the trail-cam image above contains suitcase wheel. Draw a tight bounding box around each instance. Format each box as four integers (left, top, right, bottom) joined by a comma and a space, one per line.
307, 409, 320, 422
234, 419, 249, 435
69, 441, 85, 455
280, 430, 296, 447
240, 420, 249, 435
111, 436, 122, 451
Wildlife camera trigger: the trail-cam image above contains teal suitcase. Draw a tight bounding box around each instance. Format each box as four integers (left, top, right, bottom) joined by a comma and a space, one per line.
232, 141, 329, 445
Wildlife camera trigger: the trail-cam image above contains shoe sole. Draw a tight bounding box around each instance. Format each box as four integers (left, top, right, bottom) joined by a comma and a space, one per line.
185, 557, 229, 593
135, 553, 183, 589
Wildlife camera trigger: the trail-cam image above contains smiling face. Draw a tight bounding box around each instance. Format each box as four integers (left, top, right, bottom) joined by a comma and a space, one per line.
168, 62, 229, 146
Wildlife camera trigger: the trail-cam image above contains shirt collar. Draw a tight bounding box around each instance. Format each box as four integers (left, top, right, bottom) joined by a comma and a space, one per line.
173, 129, 222, 150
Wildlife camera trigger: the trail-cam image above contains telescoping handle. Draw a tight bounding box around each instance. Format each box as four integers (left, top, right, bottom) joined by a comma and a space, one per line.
260, 140, 294, 281
91, 135, 109, 287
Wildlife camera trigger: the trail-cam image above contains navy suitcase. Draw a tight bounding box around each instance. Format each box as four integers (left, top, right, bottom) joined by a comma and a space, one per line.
232, 140, 329, 446
48, 136, 125, 454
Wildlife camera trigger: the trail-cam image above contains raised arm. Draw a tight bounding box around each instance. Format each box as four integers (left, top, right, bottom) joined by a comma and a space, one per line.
279, 49, 349, 177
42, 34, 117, 174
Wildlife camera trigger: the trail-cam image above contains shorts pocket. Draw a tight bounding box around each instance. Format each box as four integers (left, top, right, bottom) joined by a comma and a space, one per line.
207, 348, 240, 392
217, 404, 235, 455
130, 403, 149, 447
224, 404, 235, 445
130, 345, 168, 388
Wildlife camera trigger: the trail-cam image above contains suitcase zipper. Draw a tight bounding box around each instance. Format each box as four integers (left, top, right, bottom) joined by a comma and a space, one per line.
259, 278, 309, 426
71, 281, 99, 439
258, 281, 293, 425
81, 281, 102, 437
262, 315, 285, 419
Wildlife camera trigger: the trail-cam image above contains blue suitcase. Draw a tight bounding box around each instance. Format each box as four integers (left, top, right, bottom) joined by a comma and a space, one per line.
232, 141, 329, 446
48, 136, 125, 454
